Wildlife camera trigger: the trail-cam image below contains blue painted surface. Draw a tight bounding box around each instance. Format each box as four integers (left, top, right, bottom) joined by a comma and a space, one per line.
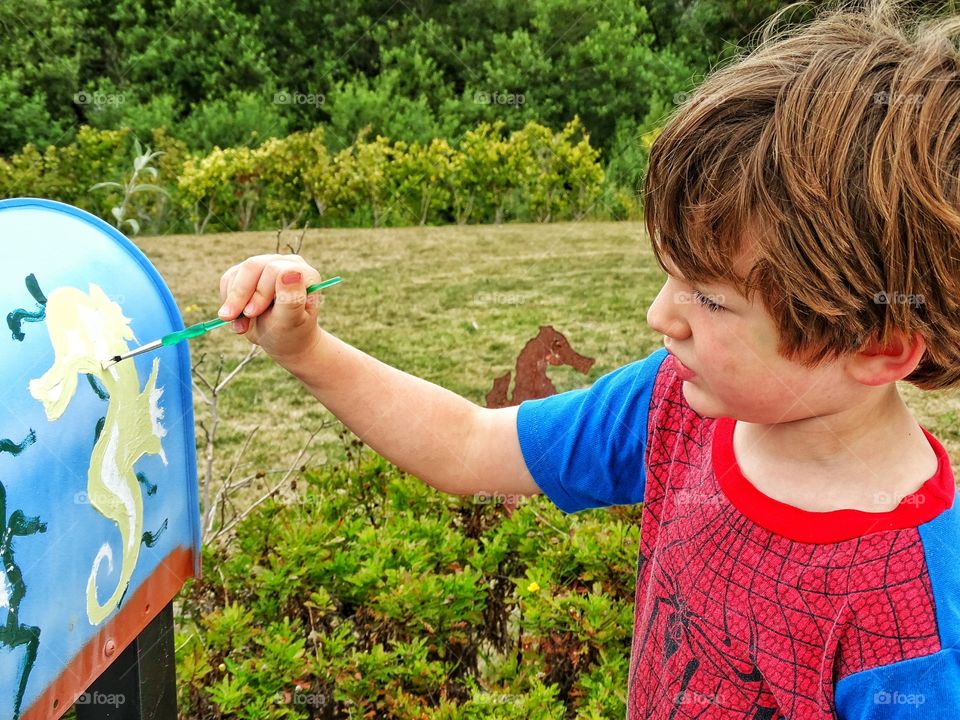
0, 198, 200, 715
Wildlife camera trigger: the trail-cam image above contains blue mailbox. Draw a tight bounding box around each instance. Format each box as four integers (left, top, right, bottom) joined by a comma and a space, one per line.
0, 198, 200, 719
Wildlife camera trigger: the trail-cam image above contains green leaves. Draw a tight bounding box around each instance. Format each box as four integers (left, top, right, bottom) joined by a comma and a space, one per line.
170, 119, 608, 232
179, 444, 639, 718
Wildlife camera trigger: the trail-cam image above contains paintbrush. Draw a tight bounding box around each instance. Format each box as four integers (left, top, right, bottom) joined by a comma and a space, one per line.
101, 276, 342, 369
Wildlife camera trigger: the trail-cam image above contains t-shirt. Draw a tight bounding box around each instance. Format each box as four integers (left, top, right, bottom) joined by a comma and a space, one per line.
516, 347, 960, 719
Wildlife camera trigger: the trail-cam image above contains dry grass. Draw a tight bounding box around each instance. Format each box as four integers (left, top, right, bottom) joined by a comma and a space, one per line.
135, 221, 664, 506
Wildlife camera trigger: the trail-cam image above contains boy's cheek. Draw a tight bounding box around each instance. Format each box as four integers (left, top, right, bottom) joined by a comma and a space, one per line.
750, 325, 780, 355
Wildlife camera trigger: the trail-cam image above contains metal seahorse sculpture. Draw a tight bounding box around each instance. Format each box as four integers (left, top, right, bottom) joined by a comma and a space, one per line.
28, 281, 168, 625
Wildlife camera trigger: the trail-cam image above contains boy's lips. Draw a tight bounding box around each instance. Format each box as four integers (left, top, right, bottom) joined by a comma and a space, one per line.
668, 352, 697, 380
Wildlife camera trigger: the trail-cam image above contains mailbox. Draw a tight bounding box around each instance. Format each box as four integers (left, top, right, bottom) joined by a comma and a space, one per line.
0, 198, 200, 719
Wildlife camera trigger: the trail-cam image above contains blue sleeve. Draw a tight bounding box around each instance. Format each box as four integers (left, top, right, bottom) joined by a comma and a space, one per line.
835, 502, 960, 718
515, 348, 668, 513
834, 649, 960, 718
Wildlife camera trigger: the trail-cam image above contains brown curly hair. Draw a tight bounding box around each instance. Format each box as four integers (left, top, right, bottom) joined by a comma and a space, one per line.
644, 0, 960, 389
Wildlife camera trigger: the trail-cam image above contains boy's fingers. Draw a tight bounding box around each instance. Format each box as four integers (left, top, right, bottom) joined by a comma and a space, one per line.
219, 259, 270, 319
219, 265, 240, 307
245, 265, 283, 317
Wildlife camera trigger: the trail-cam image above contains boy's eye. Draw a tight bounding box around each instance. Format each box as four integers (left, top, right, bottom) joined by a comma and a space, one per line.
692, 288, 725, 313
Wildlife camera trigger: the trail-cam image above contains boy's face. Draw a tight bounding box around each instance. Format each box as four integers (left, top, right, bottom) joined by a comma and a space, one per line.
646, 252, 857, 423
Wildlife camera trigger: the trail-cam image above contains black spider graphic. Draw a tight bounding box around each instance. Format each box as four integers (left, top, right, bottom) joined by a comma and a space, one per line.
632, 562, 778, 720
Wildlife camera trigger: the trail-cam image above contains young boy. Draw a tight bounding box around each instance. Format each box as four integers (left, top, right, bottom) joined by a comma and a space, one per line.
216, 1, 960, 716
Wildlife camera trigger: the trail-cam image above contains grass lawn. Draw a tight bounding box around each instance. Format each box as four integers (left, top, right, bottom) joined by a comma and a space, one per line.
134, 221, 960, 525
135, 221, 665, 521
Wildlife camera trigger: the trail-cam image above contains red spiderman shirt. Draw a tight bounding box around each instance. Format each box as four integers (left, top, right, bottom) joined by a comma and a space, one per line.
516, 348, 960, 719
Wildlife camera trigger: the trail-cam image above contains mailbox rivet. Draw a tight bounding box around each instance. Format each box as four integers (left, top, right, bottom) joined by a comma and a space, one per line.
105, 639, 116, 657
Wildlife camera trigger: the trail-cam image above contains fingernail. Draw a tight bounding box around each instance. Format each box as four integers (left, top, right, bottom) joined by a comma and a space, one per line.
282, 270, 302, 285
243, 302, 256, 316
218, 303, 230, 318
232, 320, 243, 333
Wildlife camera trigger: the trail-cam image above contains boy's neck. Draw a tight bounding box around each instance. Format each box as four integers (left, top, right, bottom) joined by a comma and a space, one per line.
732, 386, 940, 513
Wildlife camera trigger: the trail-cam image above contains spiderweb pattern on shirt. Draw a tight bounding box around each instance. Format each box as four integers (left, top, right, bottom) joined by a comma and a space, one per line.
625, 361, 940, 719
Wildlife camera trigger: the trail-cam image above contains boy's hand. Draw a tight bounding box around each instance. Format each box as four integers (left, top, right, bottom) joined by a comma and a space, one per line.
217, 254, 324, 366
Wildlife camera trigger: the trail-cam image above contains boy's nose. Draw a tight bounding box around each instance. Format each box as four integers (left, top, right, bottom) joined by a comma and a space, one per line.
647, 281, 691, 341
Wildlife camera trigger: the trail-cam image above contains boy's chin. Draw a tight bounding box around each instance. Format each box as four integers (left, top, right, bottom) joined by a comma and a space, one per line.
679, 383, 724, 419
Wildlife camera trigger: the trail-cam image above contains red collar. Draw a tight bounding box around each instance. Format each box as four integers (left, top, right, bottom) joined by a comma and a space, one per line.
712, 416, 955, 543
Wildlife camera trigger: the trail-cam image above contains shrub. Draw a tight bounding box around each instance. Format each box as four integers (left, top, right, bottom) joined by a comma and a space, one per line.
258, 127, 330, 229
0, 126, 130, 219
451, 121, 524, 225
512, 117, 605, 223
176, 439, 640, 719
3, 119, 616, 232
392, 138, 457, 226
177, 91, 289, 152
177, 146, 261, 233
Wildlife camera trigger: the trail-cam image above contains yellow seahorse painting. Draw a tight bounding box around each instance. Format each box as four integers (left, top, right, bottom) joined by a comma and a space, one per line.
27, 284, 167, 625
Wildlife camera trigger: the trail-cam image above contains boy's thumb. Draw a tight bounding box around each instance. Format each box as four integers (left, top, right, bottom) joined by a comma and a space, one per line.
273, 269, 306, 323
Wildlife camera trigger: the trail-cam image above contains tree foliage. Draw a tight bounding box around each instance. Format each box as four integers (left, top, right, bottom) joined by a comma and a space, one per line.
0, 0, 860, 158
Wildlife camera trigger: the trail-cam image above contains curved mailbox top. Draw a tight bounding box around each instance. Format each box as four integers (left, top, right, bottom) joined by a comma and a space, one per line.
0, 198, 200, 720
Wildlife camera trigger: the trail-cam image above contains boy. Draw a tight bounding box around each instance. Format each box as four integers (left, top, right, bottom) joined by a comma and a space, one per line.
216, 1, 960, 716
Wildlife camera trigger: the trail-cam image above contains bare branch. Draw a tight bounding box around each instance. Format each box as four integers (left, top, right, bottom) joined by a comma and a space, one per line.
191, 376, 212, 405
224, 424, 261, 489
210, 425, 324, 544
214, 353, 225, 388
215, 345, 261, 394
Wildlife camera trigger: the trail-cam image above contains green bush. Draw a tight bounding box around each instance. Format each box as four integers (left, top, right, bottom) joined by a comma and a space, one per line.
0, 127, 130, 218
258, 127, 330, 230
0, 126, 189, 232
2, 119, 634, 232
178, 91, 290, 153
513, 117, 605, 223
176, 437, 641, 719
177, 145, 261, 233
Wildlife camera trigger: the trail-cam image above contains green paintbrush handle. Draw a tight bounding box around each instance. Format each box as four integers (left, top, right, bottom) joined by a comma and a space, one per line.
162, 318, 228, 346
161, 276, 343, 347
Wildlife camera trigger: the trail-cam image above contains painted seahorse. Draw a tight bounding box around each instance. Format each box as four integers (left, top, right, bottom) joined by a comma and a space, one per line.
28, 283, 167, 625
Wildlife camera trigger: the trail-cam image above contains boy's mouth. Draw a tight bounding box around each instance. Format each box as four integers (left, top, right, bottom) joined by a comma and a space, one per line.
669, 352, 697, 381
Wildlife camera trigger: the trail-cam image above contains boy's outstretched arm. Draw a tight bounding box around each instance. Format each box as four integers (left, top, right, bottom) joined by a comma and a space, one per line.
217, 254, 541, 499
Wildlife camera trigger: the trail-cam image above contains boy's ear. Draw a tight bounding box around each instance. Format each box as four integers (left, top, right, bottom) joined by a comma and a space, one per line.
846, 330, 926, 387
